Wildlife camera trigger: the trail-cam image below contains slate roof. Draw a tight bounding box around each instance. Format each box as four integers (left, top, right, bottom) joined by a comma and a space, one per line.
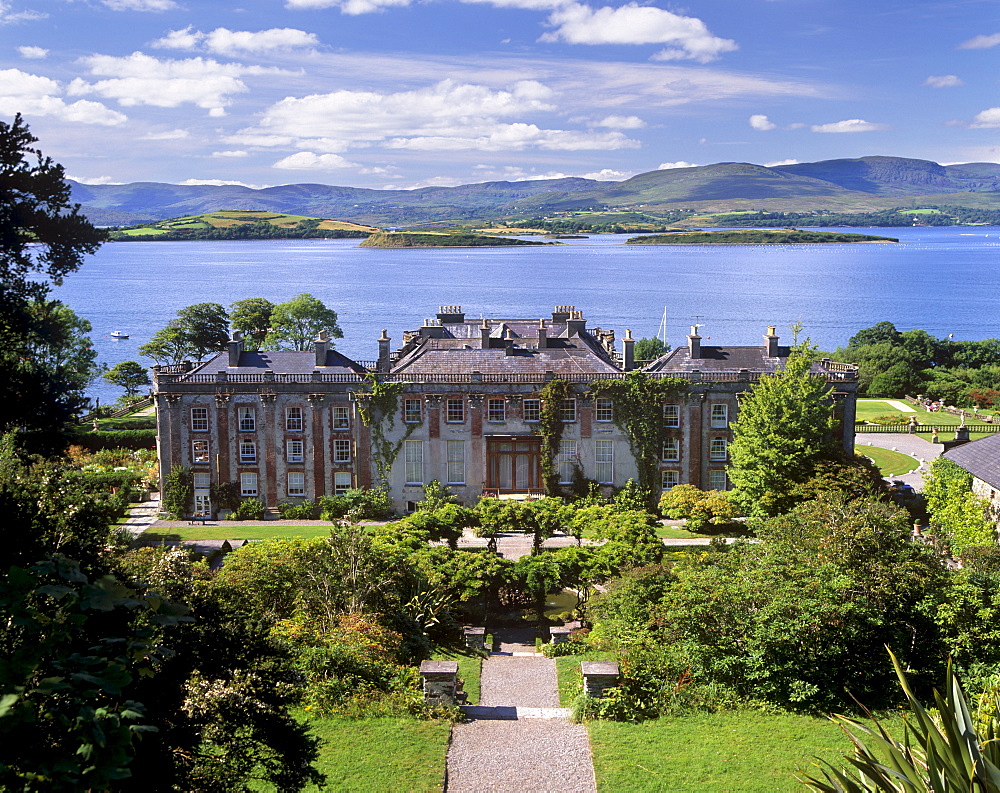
944, 434, 1000, 490
645, 345, 831, 374
191, 350, 366, 375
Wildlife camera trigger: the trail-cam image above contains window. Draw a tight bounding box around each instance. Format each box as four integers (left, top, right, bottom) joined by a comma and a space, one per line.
663, 404, 680, 427
596, 440, 614, 484
239, 439, 257, 464
661, 470, 680, 491
285, 406, 303, 431
334, 439, 351, 463
287, 439, 304, 463
404, 440, 423, 484
334, 471, 351, 496
332, 405, 350, 429
557, 440, 578, 484
710, 438, 728, 461
595, 397, 613, 422
487, 398, 505, 422
446, 398, 465, 423
403, 398, 421, 423
447, 440, 465, 484
560, 398, 576, 422
238, 406, 255, 432
523, 399, 541, 422
190, 407, 208, 432
240, 472, 258, 497
708, 470, 728, 491
191, 439, 209, 463
662, 439, 680, 462
287, 472, 305, 496
710, 403, 729, 428
193, 473, 210, 489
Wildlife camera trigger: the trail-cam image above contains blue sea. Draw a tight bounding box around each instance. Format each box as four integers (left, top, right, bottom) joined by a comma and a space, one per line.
53, 226, 1000, 405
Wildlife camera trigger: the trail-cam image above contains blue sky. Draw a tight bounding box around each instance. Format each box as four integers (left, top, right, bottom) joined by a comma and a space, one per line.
1, 0, 998, 189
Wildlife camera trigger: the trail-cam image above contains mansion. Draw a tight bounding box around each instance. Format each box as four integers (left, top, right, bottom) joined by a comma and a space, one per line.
152, 306, 859, 515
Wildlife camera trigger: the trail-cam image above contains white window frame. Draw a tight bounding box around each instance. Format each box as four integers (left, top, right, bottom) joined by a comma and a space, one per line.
557, 439, 578, 484
287, 439, 304, 463
332, 405, 350, 429
708, 469, 728, 491
595, 397, 613, 422
663, 404, 680, 428
662, 438, 680, 462
446, 440, 465, 485
560, 398, 577, 422
446, 398, 465, 423
595, 440, 614, 484
193, 472, 211, 490
239, 439, 257, 464
334, 439, 352, 464
190, 407, 208, 432
191, 439, 209, 463
240, 472, 258, 497
710, 403, 729, 429
661, 470, 680, 491
287, 472, 305, 496
285, 406, 304, 431
710, 438, 728, 461
523, 398, 541, 422
334, 471, 351, 496
487, 398, 505, 422
193, 492, 211, 517
238, 406, 255, 432
403, 398, 421, 424
404, 440, 423, 484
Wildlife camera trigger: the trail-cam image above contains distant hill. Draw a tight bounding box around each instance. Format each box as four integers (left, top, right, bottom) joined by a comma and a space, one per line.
71, 156, 1000, 227
109, 211, 375, 240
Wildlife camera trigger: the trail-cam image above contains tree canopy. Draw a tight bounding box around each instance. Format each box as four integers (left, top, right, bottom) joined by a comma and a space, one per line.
103, 360, 151, 397
264, 293, 343, 351
230, 298, 275, 351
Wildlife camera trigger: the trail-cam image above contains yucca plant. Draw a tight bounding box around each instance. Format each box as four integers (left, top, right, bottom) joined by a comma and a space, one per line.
800, 651, 1000, 792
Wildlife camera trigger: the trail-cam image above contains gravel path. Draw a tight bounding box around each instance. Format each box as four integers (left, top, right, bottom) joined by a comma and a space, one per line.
480, 657, 561, 708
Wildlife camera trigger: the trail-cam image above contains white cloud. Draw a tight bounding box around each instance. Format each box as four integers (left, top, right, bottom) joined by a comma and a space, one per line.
66, 175, 124, 185
68, 52, 294, 116
580, 168, 630, 180
749, 113, 776, 131
764, 158, 799, 166
591, 114, 645, 129
142, 128, 189, 139
179, 178, 269, 188
101, 0, 178, 10
153, 26, 320, 56
658, 161, 697, 169
0, 1, 47, 23
273, 151, 358, 169
460, 0, 569, 10
387, 124, 637, 151
959, 32, 1000, 49
540, 3, 737, 63
971, 107, 1000, 128
284, 0, 412, 14
212, 149, 249, 158
17, 45, 47, 58
0, 68, 128, 125
924, 74, 963, 88
811, 118, 887, 133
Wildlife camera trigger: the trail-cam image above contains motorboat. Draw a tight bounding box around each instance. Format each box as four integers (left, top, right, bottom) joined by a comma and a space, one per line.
110, 330, 129, 339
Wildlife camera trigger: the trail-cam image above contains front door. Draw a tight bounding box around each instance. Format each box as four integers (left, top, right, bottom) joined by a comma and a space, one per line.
486, 437, 542, 492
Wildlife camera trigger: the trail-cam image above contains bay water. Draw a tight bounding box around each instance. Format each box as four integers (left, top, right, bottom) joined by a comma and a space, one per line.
53, 226, 1000, 405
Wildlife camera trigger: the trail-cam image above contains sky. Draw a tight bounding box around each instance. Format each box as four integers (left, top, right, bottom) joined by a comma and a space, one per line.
1, 0, 999, 190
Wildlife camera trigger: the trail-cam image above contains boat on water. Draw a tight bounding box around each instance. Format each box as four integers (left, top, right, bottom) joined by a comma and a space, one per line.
110, 330, 129, 339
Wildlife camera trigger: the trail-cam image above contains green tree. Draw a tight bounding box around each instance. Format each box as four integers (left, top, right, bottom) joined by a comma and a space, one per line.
924, 457, 995, 552
103, 360, 150, 397
139, 319, 196, 365
728, 341, 840, 517
175, 302, 229, 359
230, 298, 275, 351
848, 320, 902, 348
634, 337, 667, 361
264, 293, 343, 351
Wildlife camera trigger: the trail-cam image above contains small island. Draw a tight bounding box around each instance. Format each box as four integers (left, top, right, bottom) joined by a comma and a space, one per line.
359, 231, 556, 248
625, 229, 899, 245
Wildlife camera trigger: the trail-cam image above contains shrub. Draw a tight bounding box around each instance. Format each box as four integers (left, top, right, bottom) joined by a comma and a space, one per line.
69, 428, 157, 451
340, 488, 393, 520
613, 479, 652, 512
658, 484, 738, 530
229, 498, 266, 521
277, 500, 322, 520
162, 465, 192, 519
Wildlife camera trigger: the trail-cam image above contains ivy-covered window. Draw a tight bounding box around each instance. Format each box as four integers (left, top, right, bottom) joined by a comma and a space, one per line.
560, 398, 577, 422
523, 398, 541, 422
661, 470, 679, 490
710, 403, 729, 428
662, 438, 680, 461
596, 439, 614, 483
595, 397, 613, 422
663, 404, 680, 427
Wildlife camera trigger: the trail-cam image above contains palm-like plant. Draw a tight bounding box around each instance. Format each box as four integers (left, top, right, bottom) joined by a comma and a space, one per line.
800, 651, 1000, 792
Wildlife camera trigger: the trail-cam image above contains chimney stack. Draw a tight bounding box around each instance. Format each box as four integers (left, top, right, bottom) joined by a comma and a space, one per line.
481, 318, 491, 349
228, 330, 244, 367
377, 329, 391, 372
314, 328, 330, 367
537, 319, 547, 349
504, 327, 516, 356
623, 328, 635, 371
687, 325, 702, 359
566, 310, 586, 337
764, 326, 779, 357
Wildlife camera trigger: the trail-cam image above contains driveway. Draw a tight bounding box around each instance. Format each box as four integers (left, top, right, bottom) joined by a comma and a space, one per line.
855, 433, 943, 491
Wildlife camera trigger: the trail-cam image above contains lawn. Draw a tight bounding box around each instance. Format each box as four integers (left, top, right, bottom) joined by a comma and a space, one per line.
139, 524, 335, 542
588, 710, 905, 792
856, 398, 999, 441
857, 445, 919, 476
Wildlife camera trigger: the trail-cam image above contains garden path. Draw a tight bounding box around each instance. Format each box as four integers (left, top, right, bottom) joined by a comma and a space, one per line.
120, 497, 161, 538
446, 628, 597, 792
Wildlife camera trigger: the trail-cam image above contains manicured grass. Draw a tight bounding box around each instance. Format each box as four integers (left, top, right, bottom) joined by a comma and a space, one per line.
296, 717, 450, 792
139, 524, 334, 542
588, 710, 905, 792
432, 646, 483, 705
656, 525, 713, 539
857, 445, 919, 476
95, 414, 156, 430
554, 651, 615, 706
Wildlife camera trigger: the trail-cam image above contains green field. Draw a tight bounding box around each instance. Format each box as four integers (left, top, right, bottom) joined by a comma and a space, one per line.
139, 524, 335, 542
857, 445, 919, 476
856, 398, 999, 441
588, 710, 904, 792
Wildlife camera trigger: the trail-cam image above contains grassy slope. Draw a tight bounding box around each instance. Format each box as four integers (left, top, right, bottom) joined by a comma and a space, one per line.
139, 525, 335, 542
115, 210, 375, 236
858, 446, 919, 477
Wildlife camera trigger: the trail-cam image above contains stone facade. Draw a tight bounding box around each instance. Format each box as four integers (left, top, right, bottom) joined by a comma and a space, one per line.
152, 307, 859, 516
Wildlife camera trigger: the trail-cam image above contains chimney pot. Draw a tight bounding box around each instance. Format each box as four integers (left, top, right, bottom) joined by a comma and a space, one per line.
687, 326, 702, 359
764, 326, 779, 357
227, 331, 244, 367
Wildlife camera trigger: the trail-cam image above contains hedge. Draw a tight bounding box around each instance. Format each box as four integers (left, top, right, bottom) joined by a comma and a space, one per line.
70, 428, 157, 451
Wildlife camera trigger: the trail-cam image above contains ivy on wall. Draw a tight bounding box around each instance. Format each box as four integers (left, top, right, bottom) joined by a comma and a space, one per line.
356, 373, 419, 489
588, 371, 688, 494
538, 378, 574, 494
